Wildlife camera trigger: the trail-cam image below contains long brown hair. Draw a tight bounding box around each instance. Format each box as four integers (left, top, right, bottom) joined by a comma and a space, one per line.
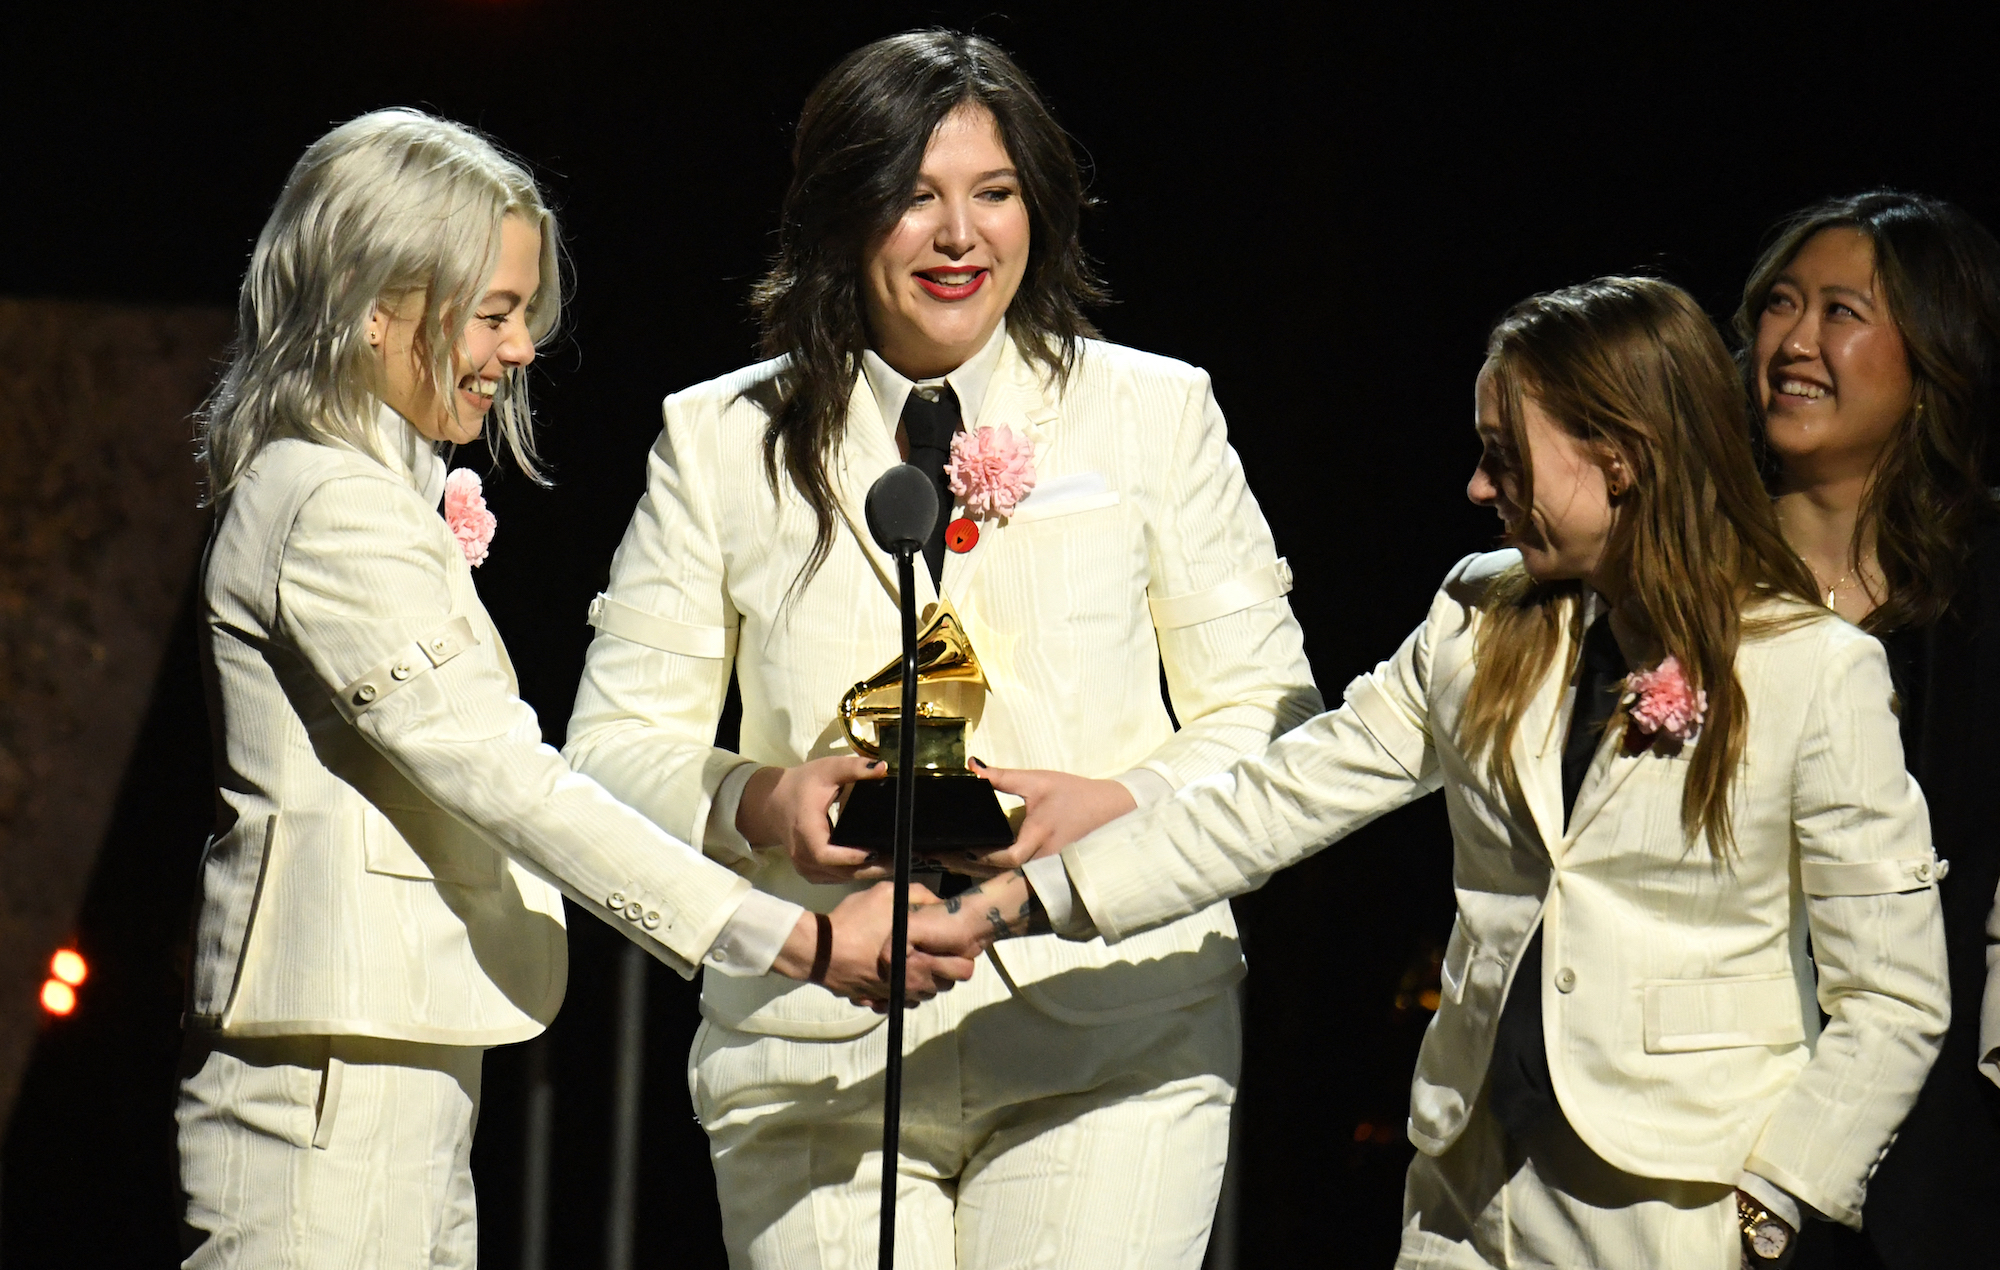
751, 30, 1106, 593
1461, 278, 1820, 854
1734, 190, 2000, 633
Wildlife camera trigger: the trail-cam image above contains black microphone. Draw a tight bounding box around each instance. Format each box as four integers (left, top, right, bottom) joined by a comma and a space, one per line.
865, 464, 939, 555
863, 462, 935, 1270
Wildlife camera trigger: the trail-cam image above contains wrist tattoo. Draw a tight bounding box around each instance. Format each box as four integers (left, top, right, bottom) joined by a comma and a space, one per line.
973, 871, 1053, 940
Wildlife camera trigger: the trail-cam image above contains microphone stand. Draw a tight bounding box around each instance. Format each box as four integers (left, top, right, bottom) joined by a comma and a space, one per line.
879, 545, 920, 1270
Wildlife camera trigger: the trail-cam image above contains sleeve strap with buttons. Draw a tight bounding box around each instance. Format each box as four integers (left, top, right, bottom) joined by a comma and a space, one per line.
1799, 853, 1946, 896
336, 616, 478, 721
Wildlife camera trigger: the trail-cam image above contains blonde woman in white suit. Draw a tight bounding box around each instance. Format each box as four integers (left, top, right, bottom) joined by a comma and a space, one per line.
561, 31, 1319, 1270
915, 278, 1952, 1268
180, 109, 965, 1269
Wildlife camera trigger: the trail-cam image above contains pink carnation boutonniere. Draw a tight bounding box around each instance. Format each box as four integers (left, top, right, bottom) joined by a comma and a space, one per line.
945, 425, 1037, 518
443, 468, 497, 568
1625, 655, 1707, 745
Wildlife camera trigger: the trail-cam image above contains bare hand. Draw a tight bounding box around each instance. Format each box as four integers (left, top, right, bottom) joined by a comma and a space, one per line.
948, 760, 1136, 877
737, 756, 889, 884
772, 882, 977, 1009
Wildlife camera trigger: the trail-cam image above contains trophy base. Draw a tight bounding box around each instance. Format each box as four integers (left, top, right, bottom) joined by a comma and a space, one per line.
829, 771, 1016, 854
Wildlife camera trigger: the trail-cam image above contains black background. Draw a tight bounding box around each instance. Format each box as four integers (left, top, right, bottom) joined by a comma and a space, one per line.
6, 2, 2000, 1265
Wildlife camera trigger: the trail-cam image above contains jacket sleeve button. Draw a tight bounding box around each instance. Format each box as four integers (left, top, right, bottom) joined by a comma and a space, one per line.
607, 891, 626, 909
643, 911, 661, 930
625, 902, 644, 922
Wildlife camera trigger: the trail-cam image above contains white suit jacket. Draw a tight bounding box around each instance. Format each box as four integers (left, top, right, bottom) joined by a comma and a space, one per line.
1056, 550, 1949, 1226
191, 408, 754, 1045
563, 333, 1322, 1039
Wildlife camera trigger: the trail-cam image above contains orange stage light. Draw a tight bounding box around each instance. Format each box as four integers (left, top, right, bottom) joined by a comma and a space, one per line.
50, 949, 86, 986
40, 980, 75, 1016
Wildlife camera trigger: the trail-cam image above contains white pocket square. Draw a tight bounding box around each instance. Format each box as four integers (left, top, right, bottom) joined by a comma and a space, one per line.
1008, 472, 1120, 523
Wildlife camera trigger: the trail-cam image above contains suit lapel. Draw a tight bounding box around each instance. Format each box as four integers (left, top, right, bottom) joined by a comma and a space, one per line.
1510, 618, 1573, 858
832, 373, 938, 613
938, 337, 1060, 604
1562, 716, 1646, 847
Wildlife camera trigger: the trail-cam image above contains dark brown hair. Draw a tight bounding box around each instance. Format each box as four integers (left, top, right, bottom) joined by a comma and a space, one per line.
751, 30, 1105, 593
1735, 190, 2000, 632
1463, 278, 1820, 855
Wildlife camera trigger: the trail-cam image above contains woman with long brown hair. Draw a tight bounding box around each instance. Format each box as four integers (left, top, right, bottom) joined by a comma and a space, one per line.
1737, 190, 2000, 1269
914, 276, 1950, 1267
563, 29, 1318, 1268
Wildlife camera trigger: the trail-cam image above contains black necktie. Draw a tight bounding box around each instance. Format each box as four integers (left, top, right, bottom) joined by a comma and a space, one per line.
899, 386, 960, 587
1488, 608, 1626, 1143
1561, 614, 1628, 828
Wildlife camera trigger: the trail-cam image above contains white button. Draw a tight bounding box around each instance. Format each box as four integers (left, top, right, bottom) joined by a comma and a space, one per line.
709, 949, 726, 963
354, 683, 378, 703
431, 637, 449, 655
1554, 967, 1577, 993
607, 891, 626, 909
1915, 861, 1932, 882
643, 911, 661, 930
391, 662, 415, 681
1937, 858, 1952, 879
624, 902, 644, 922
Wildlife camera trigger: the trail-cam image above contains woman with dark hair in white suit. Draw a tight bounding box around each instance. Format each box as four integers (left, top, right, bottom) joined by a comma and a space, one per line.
180, 108, 963, 1269
563, 30, 1320, 1269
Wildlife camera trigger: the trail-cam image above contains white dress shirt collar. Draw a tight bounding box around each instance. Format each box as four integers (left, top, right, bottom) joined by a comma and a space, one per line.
366, 400, 448, 508
859, 320, 1010, 437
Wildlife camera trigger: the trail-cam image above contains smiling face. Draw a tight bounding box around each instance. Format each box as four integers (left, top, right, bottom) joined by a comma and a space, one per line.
1753, 226, 1914, 485
1468, 364, 1621, 588
368, 212, 542, 446
861, 103, 1030, 379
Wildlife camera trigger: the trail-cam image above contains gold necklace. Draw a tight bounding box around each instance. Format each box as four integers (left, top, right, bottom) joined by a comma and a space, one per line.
1807, 561, 1863, 609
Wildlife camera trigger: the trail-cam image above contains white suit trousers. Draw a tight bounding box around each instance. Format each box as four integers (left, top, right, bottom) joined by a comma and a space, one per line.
177, 1032, 484, 1269
1396, 1088, 1736, 1269
691, 964, 1239, 1269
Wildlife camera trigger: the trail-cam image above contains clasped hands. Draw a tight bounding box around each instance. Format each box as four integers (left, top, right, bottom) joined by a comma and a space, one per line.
740, 755, 1134, 1010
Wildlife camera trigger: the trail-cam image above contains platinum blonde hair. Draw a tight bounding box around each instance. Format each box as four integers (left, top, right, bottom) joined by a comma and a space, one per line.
197, 108, 563, 501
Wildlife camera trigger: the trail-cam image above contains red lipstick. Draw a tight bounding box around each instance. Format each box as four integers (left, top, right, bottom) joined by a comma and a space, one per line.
914, 268, 988, 301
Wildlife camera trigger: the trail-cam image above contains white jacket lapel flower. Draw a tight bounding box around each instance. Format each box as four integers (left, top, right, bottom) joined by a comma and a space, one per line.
443, 468, 497, 567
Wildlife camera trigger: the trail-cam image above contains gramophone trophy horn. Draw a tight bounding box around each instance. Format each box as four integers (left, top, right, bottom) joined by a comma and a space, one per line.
829, 597, 1015, 854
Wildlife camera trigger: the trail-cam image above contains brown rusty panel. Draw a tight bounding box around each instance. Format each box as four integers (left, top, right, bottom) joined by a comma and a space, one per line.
0, 297, 229, 1136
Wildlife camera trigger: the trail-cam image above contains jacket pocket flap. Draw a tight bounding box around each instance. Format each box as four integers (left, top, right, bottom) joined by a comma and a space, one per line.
1643, 972, 1803, 1053
362, 805, 501, 889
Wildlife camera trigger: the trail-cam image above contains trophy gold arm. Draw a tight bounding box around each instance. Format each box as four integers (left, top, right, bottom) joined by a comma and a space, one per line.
829, 597, 1013, 852
838, 597, 989, 763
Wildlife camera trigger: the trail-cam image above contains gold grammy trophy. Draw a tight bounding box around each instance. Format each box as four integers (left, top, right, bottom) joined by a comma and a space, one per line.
827, 597, 1015, 854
